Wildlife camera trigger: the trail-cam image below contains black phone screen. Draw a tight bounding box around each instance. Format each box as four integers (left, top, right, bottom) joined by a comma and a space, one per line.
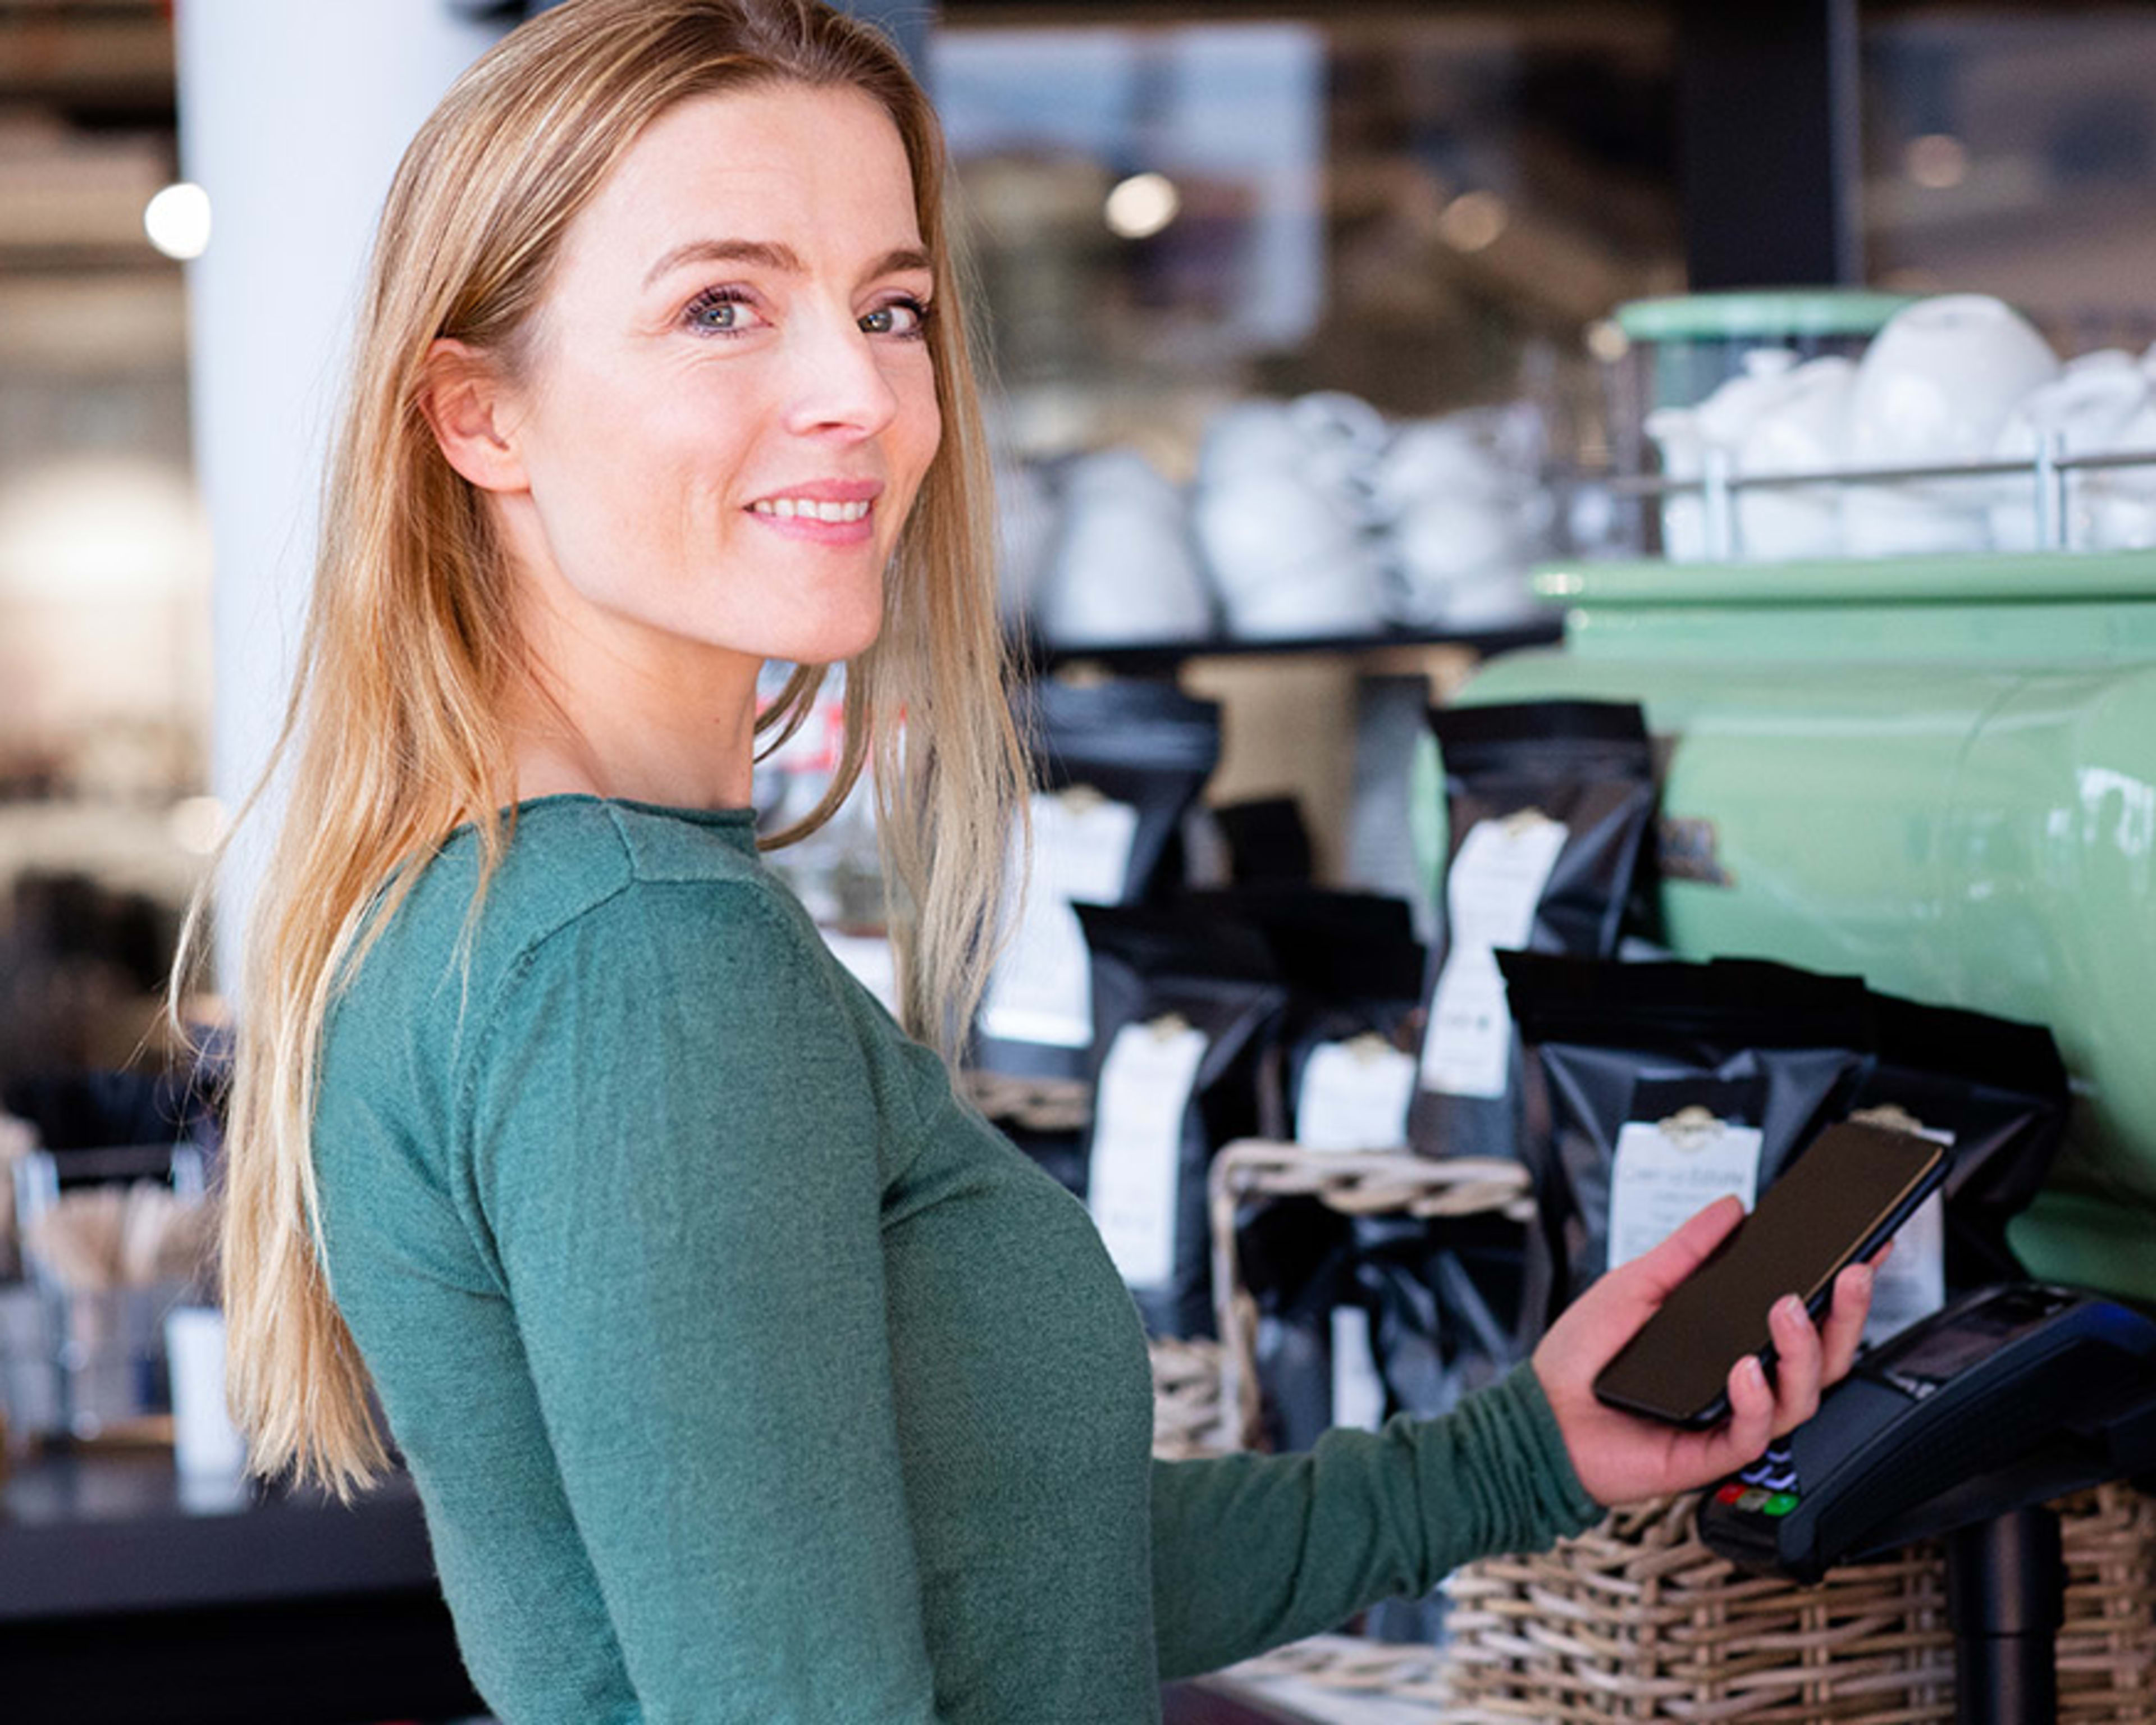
1592, 1120, 1948, 1428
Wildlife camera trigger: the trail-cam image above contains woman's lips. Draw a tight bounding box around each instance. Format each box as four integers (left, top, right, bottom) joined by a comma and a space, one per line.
745, 481, 882, 545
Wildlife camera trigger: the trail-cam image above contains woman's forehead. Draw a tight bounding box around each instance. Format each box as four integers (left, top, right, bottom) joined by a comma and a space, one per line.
562, 84, 926, 284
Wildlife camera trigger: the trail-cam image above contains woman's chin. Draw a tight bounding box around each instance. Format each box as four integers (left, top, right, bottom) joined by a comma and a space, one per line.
753, 609, 887, 668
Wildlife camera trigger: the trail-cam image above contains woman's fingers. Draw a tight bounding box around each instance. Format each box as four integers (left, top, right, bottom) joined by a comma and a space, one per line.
1766, 1293, 1825, 1436
1679, 1353, 1776, 1482
1818, 1262, 1875, 1383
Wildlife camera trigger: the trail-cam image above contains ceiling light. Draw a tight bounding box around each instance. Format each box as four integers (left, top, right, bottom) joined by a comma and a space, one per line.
1585, 319, 1630, 363
1438, 190, 1508, 254
1905, 134, 1968, 191
1104, 172, 1181, 240
144, 182, 212, 260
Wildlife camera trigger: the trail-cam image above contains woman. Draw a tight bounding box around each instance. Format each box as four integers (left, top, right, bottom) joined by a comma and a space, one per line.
186, 3, 1877, 1721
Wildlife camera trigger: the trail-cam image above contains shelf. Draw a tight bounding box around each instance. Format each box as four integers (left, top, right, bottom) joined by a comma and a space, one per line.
1017, 618, 1564, 678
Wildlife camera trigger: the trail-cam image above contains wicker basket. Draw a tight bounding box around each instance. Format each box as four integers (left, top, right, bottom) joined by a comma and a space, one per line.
1433, 1485, 2156, 1724
961, 1070, 1092, 1135
1199, 1142, 2156, 1722
1150, 1336, 1232, 1462
1206, 1138, 1534, 1453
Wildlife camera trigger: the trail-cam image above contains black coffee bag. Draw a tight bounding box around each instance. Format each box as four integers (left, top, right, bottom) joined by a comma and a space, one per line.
1408, 700, 1656, 1167
1077, 901, 1288, 1338
977, 679, 1221, 1078
1502, 951, 2068, 1339
1186, 886, 1425, 1148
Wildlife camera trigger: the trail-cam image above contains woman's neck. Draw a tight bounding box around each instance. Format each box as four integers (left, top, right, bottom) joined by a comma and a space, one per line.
503, 619, 764, 814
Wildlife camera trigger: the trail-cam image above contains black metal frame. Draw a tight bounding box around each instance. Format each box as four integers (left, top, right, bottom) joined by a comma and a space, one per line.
1676, 0, 1862, 287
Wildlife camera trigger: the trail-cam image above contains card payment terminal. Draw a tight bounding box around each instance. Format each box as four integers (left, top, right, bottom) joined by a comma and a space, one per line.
1698, 1283, 2156, 1583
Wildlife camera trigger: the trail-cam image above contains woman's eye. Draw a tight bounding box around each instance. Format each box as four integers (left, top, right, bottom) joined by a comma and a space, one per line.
684, 289, 765, 335
861, 298, 931, 340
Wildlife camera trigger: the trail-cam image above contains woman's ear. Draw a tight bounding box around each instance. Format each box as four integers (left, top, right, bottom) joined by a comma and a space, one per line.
419, 339, 528, 494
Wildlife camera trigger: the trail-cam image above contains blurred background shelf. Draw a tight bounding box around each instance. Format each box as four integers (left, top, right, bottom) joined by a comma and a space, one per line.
1018, 618, 1566, 678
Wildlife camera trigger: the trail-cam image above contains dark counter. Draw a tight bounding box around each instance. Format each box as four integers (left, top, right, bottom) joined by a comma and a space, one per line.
0, 1446, 482, 1724
0, 1448, 1344, 1724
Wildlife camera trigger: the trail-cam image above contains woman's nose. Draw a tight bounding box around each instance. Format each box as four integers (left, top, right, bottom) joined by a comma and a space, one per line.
783, 308, 903, 441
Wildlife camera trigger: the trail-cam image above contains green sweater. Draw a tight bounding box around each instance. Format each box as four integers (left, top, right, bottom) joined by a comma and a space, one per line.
312, 796, 1600, 1724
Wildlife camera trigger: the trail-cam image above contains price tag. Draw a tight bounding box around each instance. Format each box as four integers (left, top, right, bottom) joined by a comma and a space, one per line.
981, 789, 1139, 1047
1418, 811, 1566, 1099
1608, 1108, 1764, 1268
1298, 1037, 1416, 1152
1331, 1307, 1386, 1432
1849, 1107, 1952, 1345
1087, 1017, 1208, 1290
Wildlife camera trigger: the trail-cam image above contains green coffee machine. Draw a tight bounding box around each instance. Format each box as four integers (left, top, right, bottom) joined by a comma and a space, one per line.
1450, 550, 2156, 1303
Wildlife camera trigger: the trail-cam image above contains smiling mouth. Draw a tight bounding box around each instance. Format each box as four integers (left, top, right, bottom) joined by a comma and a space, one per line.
749, 497, 873, 523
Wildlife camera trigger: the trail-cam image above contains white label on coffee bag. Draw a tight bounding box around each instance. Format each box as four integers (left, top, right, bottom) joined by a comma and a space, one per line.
1331, 1306, 1386, 1433
1852, 1111, 1953, 1347
981, 788, 1139, 1048
1298, 1037, 1417, 1152
1608, 1110, 1764, 1268
1865, 1187, 1947, 1345
1418, 811, 1567, 1099
1088, 1017, 1208, 1290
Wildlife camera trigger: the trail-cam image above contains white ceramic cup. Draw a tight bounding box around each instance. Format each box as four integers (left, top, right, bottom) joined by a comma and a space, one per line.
1844, 294, 2058, 556
165, 1305, 246, 1480
1192, 473, 1386, 638
1194, 396, 1388, 638
1645, 403, 1709, 562
1036, 449, 1213, 646
1989, 350, 2148, 551
1388, 493, 1522, 625
1736, 355, 1857, 562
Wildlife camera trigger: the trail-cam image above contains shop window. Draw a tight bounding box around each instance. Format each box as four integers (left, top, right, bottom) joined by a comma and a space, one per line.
932, 4, 1683, 472
1862, 6, 2156, 354
0, 13, 208, 1088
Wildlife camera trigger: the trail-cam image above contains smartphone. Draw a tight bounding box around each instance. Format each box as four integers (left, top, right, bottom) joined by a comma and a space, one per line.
1592, 1119, 1948, 1429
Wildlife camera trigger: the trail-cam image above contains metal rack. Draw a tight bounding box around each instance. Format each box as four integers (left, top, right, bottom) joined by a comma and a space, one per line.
1609, 435, 2156, 563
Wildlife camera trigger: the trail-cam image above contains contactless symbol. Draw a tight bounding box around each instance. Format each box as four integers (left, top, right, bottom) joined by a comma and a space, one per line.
1739, 1440, 1800, 1493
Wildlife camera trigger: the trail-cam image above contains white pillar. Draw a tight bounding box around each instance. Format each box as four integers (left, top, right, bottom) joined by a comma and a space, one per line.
175, 0, 505, 997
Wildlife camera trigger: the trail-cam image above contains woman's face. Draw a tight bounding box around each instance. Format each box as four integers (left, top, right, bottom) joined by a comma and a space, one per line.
478, 82, 941, 675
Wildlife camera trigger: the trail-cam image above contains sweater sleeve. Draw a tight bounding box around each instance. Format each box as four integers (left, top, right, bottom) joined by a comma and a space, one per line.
1148, 1362, 1603, 1680
463, 879, 944, 1724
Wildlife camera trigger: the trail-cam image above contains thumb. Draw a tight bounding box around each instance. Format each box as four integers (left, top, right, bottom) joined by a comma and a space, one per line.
1605, 1194, 1746, 1309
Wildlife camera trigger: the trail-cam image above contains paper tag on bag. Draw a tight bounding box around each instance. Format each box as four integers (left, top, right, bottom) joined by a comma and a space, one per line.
981, 789, 1139, 1047
1298, 1036, 1417, 1152
1607, 1109, 1765, 1268
1865, 1187, 1947, 1344
1088, 1017, 1208, 1290
1418, 811, 1566, 1099
1849, 1107, 1952, 1345
1330, 1306, 1386, 1432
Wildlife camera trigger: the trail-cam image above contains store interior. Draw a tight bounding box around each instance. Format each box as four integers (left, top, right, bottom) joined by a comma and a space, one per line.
4, 1, 2156, 1721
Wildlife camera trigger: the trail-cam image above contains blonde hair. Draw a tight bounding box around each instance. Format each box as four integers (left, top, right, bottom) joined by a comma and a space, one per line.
173, 0, 1025, 1496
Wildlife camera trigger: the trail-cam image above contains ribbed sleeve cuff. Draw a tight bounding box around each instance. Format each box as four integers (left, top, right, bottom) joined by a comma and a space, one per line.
1437, 1361, 1605, 1567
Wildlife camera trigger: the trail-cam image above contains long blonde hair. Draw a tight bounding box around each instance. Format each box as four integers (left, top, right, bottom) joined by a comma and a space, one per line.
174, 0, 1025, 1496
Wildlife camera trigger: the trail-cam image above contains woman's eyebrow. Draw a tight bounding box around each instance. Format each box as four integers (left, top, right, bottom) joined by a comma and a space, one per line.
865, 245, 934, 280
641, 238, 934, 290
643, 238, 803, 288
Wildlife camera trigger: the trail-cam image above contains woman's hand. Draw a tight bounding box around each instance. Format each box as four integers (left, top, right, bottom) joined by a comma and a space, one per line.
1530, 1194, 1880, 1508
